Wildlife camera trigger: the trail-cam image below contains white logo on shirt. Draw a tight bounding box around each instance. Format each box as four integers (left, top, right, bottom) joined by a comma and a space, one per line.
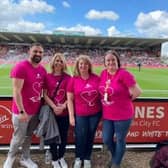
53, 89, 65, 104
30, 82, 42, 102
80, 90, 98, 106
99, 86, 114, 106
85, 83, 91, 88
36, 73, 41, 79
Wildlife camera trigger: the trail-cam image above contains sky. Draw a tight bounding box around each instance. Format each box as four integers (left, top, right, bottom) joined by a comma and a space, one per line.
1, 0, 168, 38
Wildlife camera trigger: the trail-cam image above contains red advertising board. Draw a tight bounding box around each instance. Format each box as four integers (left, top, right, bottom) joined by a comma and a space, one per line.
0, 100, 13, 144
0, 98, 168, 144
127, 101, 168, 143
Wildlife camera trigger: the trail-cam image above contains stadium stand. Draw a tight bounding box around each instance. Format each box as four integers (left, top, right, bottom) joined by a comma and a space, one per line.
0, 31, 167, 66
0, 44, 167, 67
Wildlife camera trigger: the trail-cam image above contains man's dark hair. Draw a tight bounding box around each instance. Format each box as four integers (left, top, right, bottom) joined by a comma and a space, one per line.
30, 43, 43, 49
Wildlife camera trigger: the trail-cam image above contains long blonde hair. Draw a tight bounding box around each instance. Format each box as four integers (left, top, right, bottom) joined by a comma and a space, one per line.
50, 53, 67, 73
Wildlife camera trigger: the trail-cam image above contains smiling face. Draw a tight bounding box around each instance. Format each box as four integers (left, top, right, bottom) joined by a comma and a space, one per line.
29, 45, 44, 64
74, 55, 92, 76
78, 59, 90, 74
50, 53, 67, 74
104, 53, 120, 73
53, 55, 64, 73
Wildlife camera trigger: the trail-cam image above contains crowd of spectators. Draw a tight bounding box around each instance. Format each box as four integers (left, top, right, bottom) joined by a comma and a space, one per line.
0, 44, 167, 67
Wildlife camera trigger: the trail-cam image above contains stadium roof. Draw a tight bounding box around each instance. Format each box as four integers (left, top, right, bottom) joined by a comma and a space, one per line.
0, 31, 168, 48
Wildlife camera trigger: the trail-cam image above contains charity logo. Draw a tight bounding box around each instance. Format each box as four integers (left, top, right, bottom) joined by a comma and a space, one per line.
99, 86, 114, 105
85, 83, 91, 88
36, 73, 41, 79
54, 89, 65, 104
30, 82, 43, 102
80, 90, 98, 106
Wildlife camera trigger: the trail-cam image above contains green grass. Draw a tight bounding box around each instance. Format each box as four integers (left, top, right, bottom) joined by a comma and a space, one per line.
128, 67, 168, 98
0, 64, 168, 98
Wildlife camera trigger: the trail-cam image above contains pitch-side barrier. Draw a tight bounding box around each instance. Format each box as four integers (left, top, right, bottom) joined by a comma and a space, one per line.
0, 97, 168, 149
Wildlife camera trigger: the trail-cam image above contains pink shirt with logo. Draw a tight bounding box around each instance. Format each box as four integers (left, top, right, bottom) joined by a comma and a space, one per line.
44, 72, 71, 116
10, 60, 47, 115
67, 73, 101, 116
99, 68, 136, 120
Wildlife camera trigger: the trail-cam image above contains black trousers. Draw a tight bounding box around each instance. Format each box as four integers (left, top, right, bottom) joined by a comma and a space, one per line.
49, 115, 69, 161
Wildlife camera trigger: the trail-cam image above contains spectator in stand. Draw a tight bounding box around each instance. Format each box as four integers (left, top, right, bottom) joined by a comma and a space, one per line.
99, 50, 142, 168
3, 43, 47, 168
43, 53, 70, 168
67, 55, 102, 168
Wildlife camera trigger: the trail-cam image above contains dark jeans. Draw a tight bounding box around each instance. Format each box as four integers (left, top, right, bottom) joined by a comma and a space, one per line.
49, 116, 69, 161
102, 119, 132, 166
75, 112, 101, 160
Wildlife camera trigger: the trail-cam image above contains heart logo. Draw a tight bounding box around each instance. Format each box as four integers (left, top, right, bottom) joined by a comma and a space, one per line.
30, 82, 43, 102
80, 90, 98, 106
54, 89, 65, 104
99, 86, 114, 106
99, 86, 114, 97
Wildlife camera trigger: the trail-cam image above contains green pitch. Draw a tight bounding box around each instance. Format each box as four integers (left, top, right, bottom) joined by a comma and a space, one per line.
0, 64, 168, 98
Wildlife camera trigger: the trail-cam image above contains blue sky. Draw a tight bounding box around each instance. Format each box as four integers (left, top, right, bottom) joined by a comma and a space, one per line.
1, 0, 168, 38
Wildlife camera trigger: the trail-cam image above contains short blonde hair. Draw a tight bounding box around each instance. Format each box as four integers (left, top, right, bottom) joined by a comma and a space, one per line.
74, 55, 93, 76
50, 53, 67, 73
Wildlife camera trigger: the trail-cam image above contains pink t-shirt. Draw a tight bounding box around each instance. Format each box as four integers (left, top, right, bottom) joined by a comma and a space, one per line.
67, 73, 101, 116
99, 68, 136, 120
44, 72, 71, 116
10, 60, 47, 115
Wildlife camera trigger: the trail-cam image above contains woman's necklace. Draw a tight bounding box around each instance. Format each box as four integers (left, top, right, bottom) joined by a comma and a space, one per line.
104, 70, 115, 102
104, 79, 110, 102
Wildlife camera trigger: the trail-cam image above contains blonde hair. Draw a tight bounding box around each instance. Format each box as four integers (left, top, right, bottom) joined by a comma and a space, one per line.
50, 53, 67, 73
73, 55, 93, 76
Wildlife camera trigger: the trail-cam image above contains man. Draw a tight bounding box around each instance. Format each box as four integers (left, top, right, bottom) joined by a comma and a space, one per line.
137, 61, 142, 72
3, 43, 47, 168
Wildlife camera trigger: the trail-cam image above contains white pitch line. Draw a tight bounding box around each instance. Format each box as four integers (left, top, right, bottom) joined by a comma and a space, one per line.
144, 90, 168, 92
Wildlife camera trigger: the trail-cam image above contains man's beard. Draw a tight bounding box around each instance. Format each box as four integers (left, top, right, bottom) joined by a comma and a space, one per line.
31, 55, 42, 64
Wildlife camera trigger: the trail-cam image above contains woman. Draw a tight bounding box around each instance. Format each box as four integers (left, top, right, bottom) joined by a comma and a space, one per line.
44, 53, 70, 168
67, 55, 101, 168
99, 50, 142, 168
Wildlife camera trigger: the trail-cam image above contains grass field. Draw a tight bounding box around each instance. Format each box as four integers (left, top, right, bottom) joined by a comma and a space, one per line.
0, 64, 168, 98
